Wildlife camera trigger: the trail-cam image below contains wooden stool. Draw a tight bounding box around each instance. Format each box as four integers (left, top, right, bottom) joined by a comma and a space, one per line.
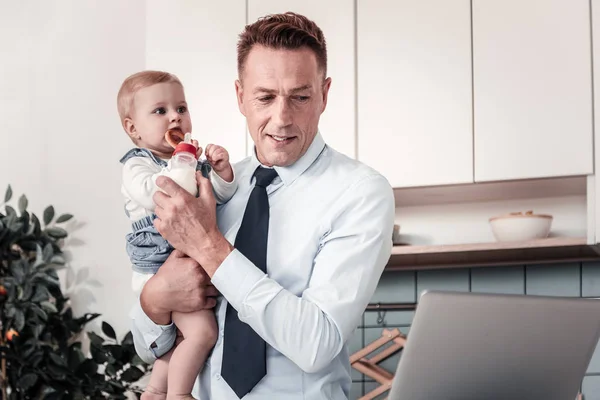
350, 328, 406, 400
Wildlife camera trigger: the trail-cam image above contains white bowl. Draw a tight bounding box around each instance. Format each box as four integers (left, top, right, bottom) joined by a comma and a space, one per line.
489, 211, 552, 242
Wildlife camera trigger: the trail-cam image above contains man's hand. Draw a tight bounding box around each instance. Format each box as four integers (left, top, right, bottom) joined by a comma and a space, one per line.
153, 172, 234, 276
205, 144, 234, 182
140, 250, 219, 325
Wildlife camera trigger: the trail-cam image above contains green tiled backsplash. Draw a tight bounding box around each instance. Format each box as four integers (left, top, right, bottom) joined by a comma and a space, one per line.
349, 262, 600, 400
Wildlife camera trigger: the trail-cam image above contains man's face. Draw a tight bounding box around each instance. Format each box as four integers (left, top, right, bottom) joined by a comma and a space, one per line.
235, 45, 331, 167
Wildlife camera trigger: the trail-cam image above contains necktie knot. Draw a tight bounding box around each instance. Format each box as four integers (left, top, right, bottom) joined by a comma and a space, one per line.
253, 166, 278, 188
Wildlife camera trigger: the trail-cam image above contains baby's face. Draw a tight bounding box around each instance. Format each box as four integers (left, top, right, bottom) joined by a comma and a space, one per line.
130, 82, 192, 158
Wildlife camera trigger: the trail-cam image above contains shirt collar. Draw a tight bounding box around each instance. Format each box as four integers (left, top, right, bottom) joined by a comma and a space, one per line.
248, 132, 326, 186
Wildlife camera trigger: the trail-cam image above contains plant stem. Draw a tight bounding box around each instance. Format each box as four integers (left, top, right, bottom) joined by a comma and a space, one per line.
1, 340, 6, 400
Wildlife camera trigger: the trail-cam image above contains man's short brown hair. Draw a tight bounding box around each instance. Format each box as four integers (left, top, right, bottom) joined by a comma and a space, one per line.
237, 12, 327, 79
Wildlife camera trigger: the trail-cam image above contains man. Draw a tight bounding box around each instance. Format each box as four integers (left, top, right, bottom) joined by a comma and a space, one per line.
131, 11, 395, 400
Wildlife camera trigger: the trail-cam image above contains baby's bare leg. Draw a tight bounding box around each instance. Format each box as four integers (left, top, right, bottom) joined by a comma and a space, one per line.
141, 347, 173, 400
168, 309, 217, 400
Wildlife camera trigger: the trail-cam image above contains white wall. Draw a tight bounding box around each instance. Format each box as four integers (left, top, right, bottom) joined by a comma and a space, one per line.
0, 1, 145, 337
145, 0, 247, 163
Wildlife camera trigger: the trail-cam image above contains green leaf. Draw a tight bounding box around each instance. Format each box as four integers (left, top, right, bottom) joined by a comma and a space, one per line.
77, 359, 98, 376
46, 362, 66, 380
18, 194, 28, 214
4, 184, 12, 202
30, 303, 48, 322
14, 308, 25, 330
31, 213, 41, 236
43, 205, 54, 225
75, 312, 101, 326
21, 282, 33, 300
35, 272, 60, 287
32, 321, 45, 337
45, 227, 68, 239
22, 345, 39, 360
121, 331, 134, 346
91, 345, 108, 363
50, 254, 65, 264
102, 321, 117, 340
6, 305, 16, 318
31, 285, 51, 303
40, 301, 58, 314
10, 261, 25, 283
68, 346, 85, 370
105, 363, 117, 377
43, 243, 54, 262
55, 214, 73, 223
39, 386, 57, 398
5, 205, 16, 218
18, 373, 38, 390
49, 353, 67, 366
88, 331, 105, 347
130, 354, 146, 367
121, 366, 144, 382
104, 344, 123, 361
30, 352, 44, 368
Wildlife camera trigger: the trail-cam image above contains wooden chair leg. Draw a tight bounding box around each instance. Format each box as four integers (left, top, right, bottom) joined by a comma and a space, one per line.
359, 379, 393, 400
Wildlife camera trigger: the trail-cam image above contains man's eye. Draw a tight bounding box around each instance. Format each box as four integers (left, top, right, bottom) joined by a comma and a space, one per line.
258, 96, 275, 103
153, 107, 166, 115
294, 96, 310, 102
177, 106, 187, 113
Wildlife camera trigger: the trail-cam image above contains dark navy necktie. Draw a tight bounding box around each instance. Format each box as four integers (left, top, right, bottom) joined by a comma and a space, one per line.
221, 166, 278, 398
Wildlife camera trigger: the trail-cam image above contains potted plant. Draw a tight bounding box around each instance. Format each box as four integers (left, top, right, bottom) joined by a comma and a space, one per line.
0, 185, 151, 399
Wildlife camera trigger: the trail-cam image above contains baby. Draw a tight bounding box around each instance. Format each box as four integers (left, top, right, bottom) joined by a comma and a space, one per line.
117, 70, 237, 399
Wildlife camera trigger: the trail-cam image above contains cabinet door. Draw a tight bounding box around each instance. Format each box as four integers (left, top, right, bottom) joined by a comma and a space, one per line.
592, 0, 600, 244
247, 0, 356, 158
357, 0, 473, 188
473, 0, 593, 182
146, 0, 248, 164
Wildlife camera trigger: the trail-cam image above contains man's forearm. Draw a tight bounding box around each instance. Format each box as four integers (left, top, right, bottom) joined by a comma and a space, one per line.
190, 229, 234, 278
211, 250, 347, 373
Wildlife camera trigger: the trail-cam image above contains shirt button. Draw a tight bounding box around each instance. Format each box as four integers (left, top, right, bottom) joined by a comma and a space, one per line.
215, 373, 221, 380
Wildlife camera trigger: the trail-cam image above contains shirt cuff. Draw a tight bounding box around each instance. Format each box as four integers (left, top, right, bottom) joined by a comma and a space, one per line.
211, 249, 266, 312
130, 301, 176, 358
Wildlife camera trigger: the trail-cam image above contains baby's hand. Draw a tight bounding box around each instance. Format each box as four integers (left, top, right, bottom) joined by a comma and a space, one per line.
191, 139, 204, 159
205, 144, 233, 182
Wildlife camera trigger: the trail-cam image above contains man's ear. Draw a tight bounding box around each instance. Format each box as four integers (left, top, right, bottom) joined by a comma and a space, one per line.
235, 79, 246, 116
124, 118, 140, 141
321, 77, 332, 114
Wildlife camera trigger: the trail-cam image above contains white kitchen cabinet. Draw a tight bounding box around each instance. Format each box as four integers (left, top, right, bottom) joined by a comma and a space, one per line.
357, 0, 473, 188
592, 0, 600, 245
247, 0, 356, 159
473, 0, 593, 182
145, 0, 248, 164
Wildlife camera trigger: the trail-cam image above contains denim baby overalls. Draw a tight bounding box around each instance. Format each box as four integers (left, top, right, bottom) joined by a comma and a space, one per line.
120, 148, 211, 274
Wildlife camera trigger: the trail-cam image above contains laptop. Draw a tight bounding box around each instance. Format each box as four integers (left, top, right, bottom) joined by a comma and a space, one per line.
388, 290, 600, 400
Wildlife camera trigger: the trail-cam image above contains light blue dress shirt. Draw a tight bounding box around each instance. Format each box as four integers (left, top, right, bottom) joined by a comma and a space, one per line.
130, 133, 395, 399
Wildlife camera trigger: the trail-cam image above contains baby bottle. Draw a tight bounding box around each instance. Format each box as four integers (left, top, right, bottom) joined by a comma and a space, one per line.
165, 135, 198, 196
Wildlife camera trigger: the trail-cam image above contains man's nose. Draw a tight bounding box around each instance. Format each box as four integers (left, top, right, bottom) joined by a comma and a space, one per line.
273, 98, 293, 127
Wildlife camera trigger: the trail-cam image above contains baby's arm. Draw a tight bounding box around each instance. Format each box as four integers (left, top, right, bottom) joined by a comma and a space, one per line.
209, 168, 238, 204
122, 157, 168, 211
205, 144, 238, 204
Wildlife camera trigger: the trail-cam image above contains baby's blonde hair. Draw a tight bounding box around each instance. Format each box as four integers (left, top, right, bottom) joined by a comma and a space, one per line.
117, 70, 183, 129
